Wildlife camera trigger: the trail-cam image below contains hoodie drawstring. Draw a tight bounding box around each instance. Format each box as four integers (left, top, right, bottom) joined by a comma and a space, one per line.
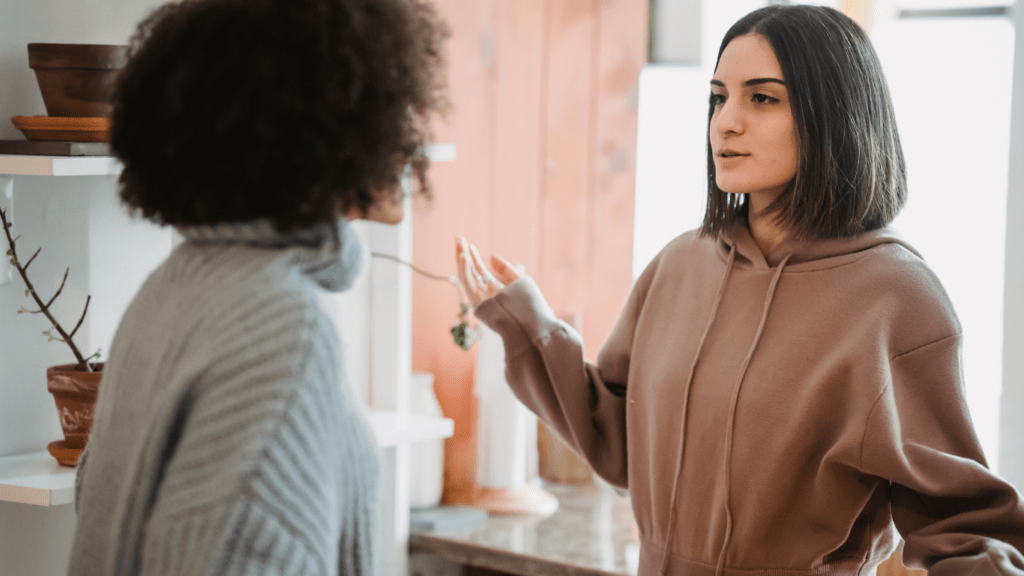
712, 253, 791, 576
658, 244, 737, 576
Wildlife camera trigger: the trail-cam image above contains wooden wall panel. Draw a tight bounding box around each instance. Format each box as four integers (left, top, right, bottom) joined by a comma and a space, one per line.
537, 1, 597, 322
414, 0, 497, 505
414, 0, 645, 504
584, 0, 646, 360
490, 1, 544, 298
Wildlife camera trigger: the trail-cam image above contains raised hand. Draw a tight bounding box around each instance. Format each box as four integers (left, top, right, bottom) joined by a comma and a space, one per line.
455, 236, 524, 309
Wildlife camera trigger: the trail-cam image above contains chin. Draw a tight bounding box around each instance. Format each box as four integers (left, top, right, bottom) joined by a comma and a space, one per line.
374, 207, 406, 225
380, 213, 405, 225
364, 200, 406, 225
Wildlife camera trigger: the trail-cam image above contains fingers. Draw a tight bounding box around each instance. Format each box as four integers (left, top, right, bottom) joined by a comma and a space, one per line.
469, 244, 502, 290
456, 237, 496, 308
456, 237, 530, 308
490, 254, 523, 284
455, 237, 477, 305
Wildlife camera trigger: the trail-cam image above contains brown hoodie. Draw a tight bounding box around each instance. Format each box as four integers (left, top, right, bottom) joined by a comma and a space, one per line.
474, 224, 1024, 576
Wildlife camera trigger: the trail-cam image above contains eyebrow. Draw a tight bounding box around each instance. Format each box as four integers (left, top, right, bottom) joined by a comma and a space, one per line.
710, 78, 786, 87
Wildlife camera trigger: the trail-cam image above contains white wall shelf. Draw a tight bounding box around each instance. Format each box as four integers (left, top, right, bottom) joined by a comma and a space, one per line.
0, 155, 122, 177
368, 411, 454, 448
0, 410, 453, 507
0, 143, 455, 178
0, 451, 76, 506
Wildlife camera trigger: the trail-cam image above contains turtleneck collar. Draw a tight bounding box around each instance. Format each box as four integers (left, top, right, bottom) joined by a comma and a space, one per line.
175, 216, 365, 292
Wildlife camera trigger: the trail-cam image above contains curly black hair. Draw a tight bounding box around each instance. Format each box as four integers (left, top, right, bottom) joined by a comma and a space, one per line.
110, 0, 450, 232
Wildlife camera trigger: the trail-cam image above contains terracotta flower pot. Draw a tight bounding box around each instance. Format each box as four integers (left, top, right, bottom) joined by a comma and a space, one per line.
46, 363, 102, 466
27, 43, 128, 118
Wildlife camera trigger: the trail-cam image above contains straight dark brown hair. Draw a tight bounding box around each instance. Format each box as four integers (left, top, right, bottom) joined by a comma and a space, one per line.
701, 5, 907, 239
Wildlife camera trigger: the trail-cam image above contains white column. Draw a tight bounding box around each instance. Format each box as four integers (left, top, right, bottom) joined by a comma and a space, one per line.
999, 1, 1024, 488
369, 197, 412, 576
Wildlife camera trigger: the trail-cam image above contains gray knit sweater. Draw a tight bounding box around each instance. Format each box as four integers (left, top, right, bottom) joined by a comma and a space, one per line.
68, 216, 379, 576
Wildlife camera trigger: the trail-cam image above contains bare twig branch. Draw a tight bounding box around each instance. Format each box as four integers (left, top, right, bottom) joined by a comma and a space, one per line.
371, 251, 480, 350
68, 295, 90, 340
370, 251, 456, 282
45, 268, 69, 308
24, 247, 40, 271
1, 207, 93, 371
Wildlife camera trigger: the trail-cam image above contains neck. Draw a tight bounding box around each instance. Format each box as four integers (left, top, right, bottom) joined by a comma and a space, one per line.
747, 207, 788, 257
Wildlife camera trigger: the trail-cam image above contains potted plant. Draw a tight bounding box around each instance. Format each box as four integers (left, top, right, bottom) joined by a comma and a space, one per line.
1, 207, 101, 467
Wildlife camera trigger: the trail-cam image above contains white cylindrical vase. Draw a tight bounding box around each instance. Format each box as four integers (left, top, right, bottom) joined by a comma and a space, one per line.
473, 324, 557, 516
409, 371, 444, 509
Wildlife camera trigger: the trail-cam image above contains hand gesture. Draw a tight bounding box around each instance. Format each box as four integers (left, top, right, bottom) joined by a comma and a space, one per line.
455, 236, 524, 309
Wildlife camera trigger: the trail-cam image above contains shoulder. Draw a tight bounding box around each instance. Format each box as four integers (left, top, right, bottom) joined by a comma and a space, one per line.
147, 243, 345, 400
637, 228, 717, 282
632, 228, 723, 298
660, 228, 712, 259
856, 242, 962, 357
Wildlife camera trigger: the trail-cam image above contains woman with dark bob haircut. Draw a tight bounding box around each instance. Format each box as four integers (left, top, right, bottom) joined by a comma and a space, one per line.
457, 5, 1024, 576
67, 0, 449, 574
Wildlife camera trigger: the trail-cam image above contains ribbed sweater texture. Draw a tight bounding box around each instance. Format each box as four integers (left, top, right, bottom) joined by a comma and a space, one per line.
68, 217, 378, 576
475, 223, 1024, 576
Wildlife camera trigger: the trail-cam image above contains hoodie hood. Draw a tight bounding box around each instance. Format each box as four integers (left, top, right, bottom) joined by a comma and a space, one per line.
718, 223, 922, 271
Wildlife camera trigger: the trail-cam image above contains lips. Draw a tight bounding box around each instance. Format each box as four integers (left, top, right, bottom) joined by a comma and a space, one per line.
717, 149, 748, 158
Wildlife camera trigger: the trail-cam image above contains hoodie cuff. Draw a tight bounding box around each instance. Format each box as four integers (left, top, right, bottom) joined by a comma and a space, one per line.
926, 544, 1024, 576
473, 276, 560, 361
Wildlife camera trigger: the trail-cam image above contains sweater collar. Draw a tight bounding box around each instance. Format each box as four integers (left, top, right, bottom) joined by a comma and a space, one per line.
176, 216, 365, 292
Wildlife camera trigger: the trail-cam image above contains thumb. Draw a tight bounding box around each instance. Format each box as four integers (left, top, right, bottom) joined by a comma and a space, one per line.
490, 254, 523, 284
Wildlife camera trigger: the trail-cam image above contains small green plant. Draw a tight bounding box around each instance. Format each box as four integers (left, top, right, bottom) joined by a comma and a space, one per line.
1, 207, 101, 372
371, 252, 480, 350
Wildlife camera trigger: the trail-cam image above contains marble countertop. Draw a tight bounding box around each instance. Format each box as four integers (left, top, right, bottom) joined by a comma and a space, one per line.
409, 482, 640, 576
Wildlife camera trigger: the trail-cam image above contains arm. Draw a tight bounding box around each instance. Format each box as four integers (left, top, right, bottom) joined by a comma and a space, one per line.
457, 236, 657, 488
861, 334, 1024, 575
472, 277, 629, 487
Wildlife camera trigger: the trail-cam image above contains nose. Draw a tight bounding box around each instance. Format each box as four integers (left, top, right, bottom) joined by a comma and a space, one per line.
713, 97, 743, 137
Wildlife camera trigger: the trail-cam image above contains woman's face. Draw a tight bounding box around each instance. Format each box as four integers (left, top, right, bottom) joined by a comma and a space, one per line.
709, 33, 799, 211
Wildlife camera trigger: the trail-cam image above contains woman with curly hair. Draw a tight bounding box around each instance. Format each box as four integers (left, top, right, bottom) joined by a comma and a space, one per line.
67, 0, 449, 574
457, 5, 1024, 576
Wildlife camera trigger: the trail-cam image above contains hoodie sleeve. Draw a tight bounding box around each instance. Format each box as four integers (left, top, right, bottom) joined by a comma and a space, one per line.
473, 270, 652, 489
860, 333, 1024, 575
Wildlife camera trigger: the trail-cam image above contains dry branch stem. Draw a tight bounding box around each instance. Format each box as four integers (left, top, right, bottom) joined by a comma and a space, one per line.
45, 268, 69, 309
68, 295, 90, 340
24, 247, 40, 271
1, 208, 93, 371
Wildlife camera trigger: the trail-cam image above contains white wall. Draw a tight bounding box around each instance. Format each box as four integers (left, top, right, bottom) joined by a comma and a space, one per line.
0, 1, 171, 574
1000, 1, 1024, 490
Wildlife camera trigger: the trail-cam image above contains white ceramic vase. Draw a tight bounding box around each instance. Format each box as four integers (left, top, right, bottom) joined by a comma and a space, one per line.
409, 370, 445, 509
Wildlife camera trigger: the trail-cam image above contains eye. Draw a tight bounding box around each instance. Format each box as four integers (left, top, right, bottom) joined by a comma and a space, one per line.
709, 93, 725, 106
752, 93, 778, 104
